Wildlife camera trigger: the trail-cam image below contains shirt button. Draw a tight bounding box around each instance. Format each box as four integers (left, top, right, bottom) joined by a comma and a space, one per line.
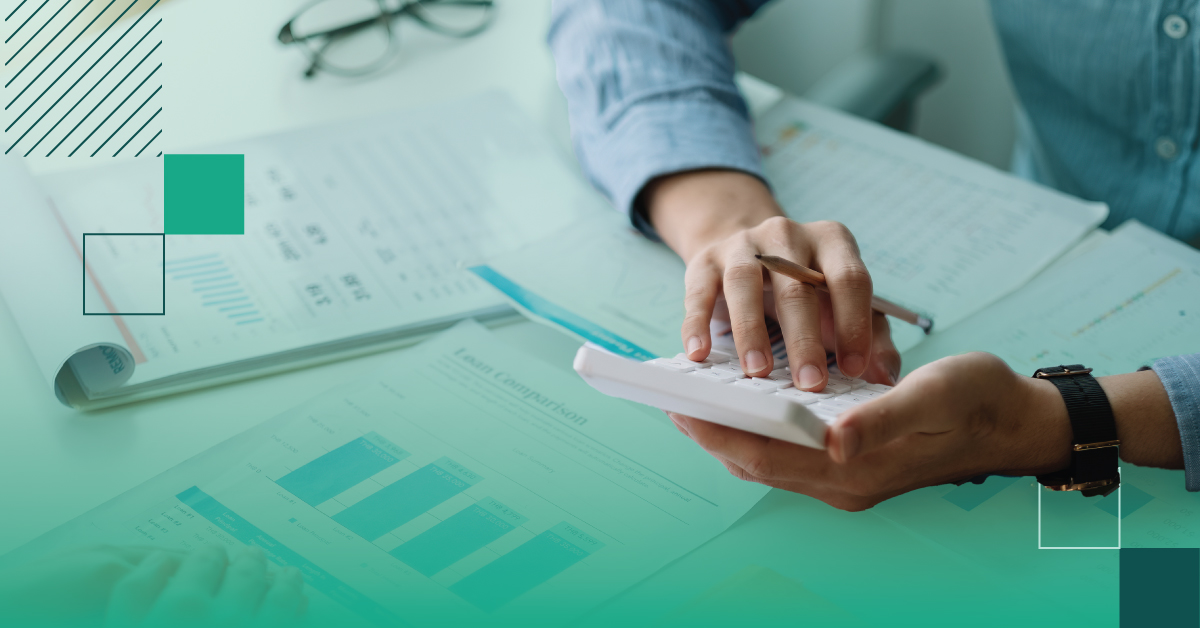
1156, 137, 1179, 160
1164, 14, 1189, 39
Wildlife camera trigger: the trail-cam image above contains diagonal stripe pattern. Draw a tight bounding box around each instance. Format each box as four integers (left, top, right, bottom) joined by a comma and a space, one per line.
2, 0, 162, 158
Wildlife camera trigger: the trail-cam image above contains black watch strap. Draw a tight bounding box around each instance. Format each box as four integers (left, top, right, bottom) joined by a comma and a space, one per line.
1032, 365, 1121, 497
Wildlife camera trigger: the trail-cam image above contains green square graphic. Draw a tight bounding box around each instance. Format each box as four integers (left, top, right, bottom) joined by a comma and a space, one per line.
165, 154, 245, 234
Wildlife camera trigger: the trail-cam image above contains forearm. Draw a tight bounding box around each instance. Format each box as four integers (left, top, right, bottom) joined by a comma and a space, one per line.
548, 0, 769, 218
1102, 370, 1184, 469
1018, 369, 1183, 476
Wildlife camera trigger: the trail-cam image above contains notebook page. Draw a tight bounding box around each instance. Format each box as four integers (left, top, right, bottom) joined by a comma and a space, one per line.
33, 92, 597, 400
757, 97, 1108, 332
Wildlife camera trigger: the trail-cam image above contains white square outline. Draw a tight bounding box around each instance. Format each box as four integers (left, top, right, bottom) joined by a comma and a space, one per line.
1038, 467, 1121, 550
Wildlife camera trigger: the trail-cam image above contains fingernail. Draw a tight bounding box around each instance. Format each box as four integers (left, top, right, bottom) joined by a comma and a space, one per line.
838, 425, 860, 461
842, 354, 866, 377
669, 415, 689, 436
745, 350, 767, 373
686, 336, 702, 357
798, 365, 822, 389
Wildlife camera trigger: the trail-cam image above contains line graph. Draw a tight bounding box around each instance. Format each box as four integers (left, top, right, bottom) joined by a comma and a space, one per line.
1072, 268, 1182, 337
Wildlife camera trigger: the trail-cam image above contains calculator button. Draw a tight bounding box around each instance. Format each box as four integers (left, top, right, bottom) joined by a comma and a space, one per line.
861, 383, 892, 393
823, 381, 852, 395
776, 388, 825, 405
845, 389, 885, 402
733, 378, 781, 393
646, 358, 696, 373
765, 369, 794, 389
690, 369, 742, 384
828, 374, 866, 390
675, 353, 720, 367
709, 362, 745, 375
707, 349, 736, 363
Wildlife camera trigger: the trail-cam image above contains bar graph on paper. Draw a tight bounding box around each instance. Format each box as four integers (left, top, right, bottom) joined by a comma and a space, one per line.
268, 432, 604, 612
165, 254, 266, 326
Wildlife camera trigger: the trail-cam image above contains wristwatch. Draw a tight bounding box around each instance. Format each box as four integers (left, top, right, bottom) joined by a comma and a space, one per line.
1032, 365, 1121, 497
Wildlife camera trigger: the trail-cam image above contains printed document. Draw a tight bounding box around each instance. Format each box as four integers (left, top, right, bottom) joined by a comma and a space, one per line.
0, 92, 601, 408
2, 321, 768, 627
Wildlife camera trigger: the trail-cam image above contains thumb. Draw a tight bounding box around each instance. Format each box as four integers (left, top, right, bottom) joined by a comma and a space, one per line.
826, 381, 950, 463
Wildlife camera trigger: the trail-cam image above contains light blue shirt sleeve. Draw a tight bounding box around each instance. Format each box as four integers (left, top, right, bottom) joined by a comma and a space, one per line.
547, 0, 772, 231
1151, 354, 1200, 491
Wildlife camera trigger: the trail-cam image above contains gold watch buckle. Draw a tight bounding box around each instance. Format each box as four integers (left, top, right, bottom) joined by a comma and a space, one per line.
1075, 439, 1120, 451
1042, 477, 1119, 492
1035, 366, 1094, 379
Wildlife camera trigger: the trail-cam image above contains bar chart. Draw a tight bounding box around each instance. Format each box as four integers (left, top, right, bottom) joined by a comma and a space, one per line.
450, 522, 605, 612
275, 432, 410, 507
268, 430, 610, 612
165, 254, 264, 326
331, 456, 483, 541
390, 497, 527, 576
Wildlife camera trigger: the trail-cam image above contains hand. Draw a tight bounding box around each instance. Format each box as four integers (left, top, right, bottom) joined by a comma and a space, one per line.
105, 545, 307, 628
0, 545, 177, 625
645, 169, 900, 389
669, 352, 1075, 511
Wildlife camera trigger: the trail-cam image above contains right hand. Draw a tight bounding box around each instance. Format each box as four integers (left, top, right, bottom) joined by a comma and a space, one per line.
645, 169, 899, 389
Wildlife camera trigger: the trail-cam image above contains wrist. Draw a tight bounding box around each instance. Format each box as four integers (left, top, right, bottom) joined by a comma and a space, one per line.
643, 169, 783, 262
1099, 370, 1184, 469
1001, 375, 1073, 476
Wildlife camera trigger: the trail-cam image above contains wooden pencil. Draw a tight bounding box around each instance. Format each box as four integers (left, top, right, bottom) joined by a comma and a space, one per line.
755, 254, 933, 334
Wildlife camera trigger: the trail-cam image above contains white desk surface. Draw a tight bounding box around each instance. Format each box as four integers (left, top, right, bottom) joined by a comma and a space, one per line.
0, 1, 1024, 621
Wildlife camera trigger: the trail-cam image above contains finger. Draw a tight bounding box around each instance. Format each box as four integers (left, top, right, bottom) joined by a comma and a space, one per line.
811, 222, 874, 378
681, 260, 721, 360
829, 377, 954, 463
667, 412, 691, 437
163, 545, 228, 599
683, 416, 831, 481
256, 567, 306, 627
105, 551, 181, 627
761, 222, 827, 390
858, 313, 901, 386
214, 545, 268, 621
771, 271, 828, 390
724, 249, 773, 376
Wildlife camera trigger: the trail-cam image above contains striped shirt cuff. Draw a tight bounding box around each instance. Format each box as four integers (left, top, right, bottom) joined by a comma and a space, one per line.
1151, 354, 1200, 491
578, 97, 765, 232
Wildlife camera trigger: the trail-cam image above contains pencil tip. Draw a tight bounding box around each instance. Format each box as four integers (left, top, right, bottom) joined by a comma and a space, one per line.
754, 254, 762, 259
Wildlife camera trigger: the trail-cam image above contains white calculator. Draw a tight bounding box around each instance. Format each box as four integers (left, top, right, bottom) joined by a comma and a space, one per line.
573, 343, 892, 449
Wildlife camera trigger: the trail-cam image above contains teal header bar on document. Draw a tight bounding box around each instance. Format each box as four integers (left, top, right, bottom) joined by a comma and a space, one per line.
469, 265, 658, 361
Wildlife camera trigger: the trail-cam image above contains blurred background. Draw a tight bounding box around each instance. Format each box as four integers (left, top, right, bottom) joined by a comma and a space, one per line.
733, 0, 1017, 169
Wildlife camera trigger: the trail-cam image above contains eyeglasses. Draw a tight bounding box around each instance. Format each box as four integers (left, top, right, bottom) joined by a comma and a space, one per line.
278, 0, 496, 79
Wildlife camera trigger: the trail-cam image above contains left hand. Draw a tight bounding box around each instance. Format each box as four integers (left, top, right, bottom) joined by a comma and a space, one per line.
669, 352, 1073, 511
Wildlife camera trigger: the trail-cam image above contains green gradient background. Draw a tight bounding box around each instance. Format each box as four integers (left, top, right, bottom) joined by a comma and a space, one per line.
6, 322, 1182, 627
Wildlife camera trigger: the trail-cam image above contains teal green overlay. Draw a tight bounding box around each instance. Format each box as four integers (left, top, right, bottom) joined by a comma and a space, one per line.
1120, 548, 1198, 628
164, 154, 245, 234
